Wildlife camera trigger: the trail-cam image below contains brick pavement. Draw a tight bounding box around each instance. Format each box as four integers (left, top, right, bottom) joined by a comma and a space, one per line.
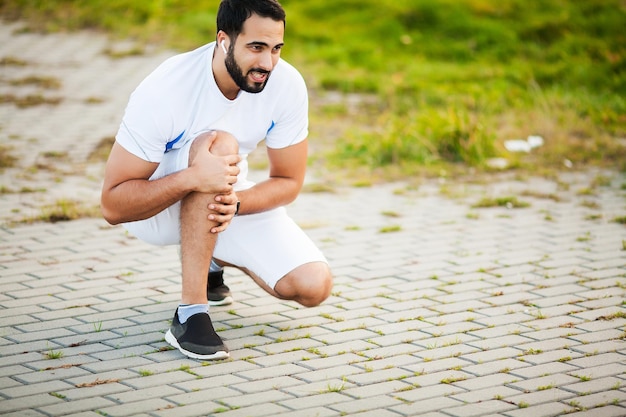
1, 20, 625, 417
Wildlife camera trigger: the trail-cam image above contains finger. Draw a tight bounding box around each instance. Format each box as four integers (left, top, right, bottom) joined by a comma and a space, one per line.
227, 164, 240, 175
208, 212, 235, 222
214, 193, 236, 205
208, 204, 229, 215
224, 154, 242, 166
215, 195, 237, 205
211, 221, 231, 234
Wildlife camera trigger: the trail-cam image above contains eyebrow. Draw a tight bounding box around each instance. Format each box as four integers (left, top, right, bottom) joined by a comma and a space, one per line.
247, 41, 284, 48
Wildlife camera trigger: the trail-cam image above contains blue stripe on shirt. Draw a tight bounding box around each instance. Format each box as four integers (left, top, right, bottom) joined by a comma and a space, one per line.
165, 131, 185, 153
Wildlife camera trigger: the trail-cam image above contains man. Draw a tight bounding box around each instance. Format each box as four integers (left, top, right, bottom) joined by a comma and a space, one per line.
101, 0, 332, 361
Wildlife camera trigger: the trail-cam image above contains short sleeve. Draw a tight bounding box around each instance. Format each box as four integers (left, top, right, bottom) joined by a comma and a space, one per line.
264, 63, 309, 149
115, 88, 175, 163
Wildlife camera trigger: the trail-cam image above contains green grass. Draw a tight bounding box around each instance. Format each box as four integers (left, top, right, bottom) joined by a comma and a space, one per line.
15, 199, 102, 224
2, 0, 624, 179
472, 196, 530, 209
0, 145, 18, 169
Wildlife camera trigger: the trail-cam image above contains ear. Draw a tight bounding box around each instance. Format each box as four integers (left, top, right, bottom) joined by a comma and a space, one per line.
217, 30, 229, 49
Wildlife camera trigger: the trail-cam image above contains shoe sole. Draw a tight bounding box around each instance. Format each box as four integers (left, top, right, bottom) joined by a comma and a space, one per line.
208, 295, 234, 307
165, 330, 230, 360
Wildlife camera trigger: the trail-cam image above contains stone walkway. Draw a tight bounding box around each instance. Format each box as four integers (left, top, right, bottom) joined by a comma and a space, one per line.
1, 20, 625, 417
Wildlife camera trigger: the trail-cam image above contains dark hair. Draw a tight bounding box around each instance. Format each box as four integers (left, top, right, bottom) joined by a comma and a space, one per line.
217, 0, 286, 38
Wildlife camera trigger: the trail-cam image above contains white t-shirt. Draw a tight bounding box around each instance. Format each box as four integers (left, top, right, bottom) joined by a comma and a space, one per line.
115, 42, 308, 191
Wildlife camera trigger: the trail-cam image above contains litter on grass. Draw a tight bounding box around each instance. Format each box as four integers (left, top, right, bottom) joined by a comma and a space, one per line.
504, 135, 544, 152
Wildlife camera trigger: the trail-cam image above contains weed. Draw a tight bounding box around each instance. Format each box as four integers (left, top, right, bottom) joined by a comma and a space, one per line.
520, 190, 561, 202
591, 175, 612, 187
576, 232, 593, 242
596, 311, 626, 321
302, 183, 336, 193
88, 136, 115, 163
472, 196, 530, 209
103, 45, 144, 59
0, 145, 18, 169
320, 313, 344, 322
379, 225, 402, 233
178, 365, 200, 378
0, 93, 62, 108
612, 215, 626, 225
441, 375, 466, 384
85, 96, 105, 104
45, 348, 64, 359
585, 214, 603, 221
580, 200, 600, 209
396, 384, 419, 392
19, 199, 101, 223
577, 188, 596, 196
10, 75, 61, 89
0, 56, 27, 66
321, 380, 346, 393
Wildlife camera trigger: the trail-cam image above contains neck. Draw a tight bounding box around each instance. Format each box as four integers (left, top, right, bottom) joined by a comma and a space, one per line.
212, 49, 239, 100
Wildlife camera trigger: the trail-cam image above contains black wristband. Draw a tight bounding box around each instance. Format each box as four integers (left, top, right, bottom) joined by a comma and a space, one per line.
234, 201, 241, 216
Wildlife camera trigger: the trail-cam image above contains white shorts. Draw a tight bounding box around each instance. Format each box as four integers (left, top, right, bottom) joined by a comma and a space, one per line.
122, 139, 327, 289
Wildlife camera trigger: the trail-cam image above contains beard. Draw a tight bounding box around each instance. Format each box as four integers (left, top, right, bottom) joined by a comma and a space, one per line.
225, 47, 271, 94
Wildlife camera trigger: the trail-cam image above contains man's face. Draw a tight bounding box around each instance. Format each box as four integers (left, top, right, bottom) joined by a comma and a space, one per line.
224, 14, 284, 94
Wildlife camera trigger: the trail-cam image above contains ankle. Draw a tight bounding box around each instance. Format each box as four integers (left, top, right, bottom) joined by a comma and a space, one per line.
178, 304, 208, 323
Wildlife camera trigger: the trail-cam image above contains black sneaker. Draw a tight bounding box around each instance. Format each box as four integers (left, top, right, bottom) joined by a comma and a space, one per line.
208, 270, 233, 306
165, 309, 229, 360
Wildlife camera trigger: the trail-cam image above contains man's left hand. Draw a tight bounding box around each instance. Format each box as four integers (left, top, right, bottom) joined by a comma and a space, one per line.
208, 191, 239, 233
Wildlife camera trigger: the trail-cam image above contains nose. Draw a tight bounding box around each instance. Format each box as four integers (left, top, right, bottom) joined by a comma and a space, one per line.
258, 50, 274, 71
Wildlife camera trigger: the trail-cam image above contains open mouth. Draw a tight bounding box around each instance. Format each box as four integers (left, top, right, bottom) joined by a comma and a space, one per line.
249, 70, 269, 83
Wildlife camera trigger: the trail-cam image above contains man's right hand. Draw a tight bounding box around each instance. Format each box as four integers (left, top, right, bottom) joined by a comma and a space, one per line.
188, 131, 241, 194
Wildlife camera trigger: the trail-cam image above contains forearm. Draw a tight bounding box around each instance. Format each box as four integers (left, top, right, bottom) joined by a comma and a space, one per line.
102, 169, 193, 225
236, 176, 302, 215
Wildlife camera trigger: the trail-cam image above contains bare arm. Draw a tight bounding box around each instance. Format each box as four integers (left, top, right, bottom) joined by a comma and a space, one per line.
101, 134, 240, 225
234, 139, 308, 215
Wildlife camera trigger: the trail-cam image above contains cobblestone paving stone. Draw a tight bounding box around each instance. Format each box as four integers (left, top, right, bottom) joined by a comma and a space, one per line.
1, 21, 625, 417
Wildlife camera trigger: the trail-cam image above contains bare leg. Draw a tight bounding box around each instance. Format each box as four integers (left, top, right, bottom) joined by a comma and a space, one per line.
274, 262, 333, 307
180, 131, 239, 305
220, 261, 333, 307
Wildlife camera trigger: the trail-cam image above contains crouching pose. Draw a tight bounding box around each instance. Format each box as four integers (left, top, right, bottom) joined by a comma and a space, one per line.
101, 0, 332, 360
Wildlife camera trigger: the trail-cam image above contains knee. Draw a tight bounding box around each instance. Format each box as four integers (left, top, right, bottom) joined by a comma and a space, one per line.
303, 271, 333, 307
275, 263, 333, 307
210, 130, 239, 156
189, 130, 239, 162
